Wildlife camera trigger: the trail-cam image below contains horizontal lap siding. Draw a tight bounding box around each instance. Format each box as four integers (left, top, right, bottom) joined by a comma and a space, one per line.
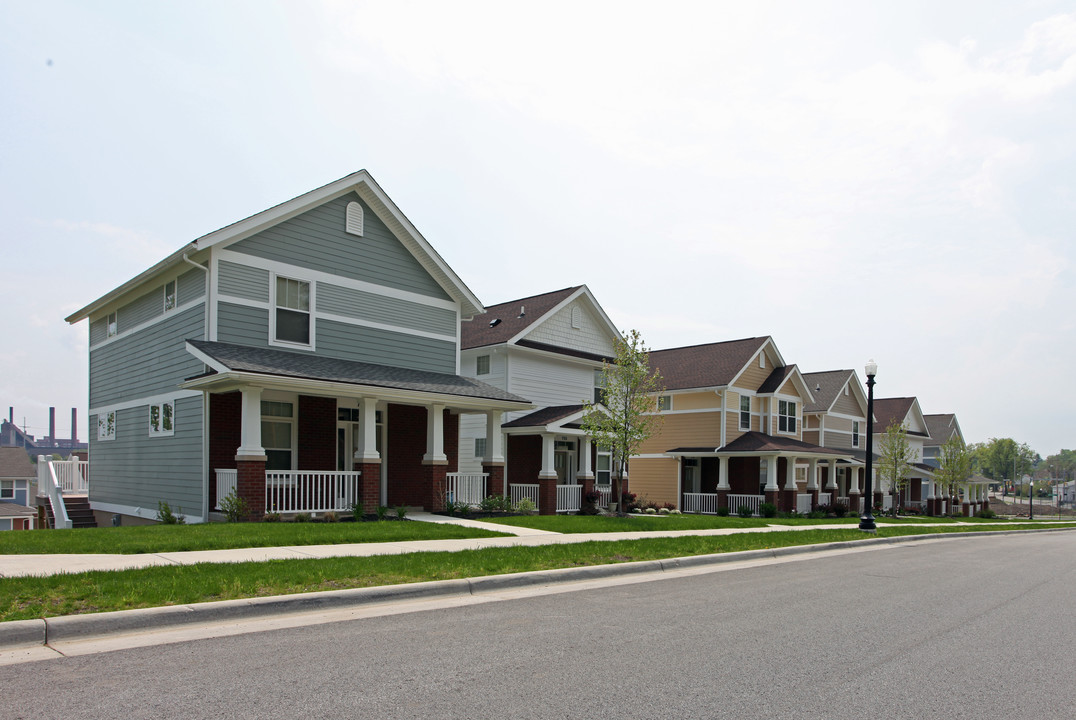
732, 361, 770, 392
317, 320, 456, 374
507, 353, 593, 423
120, 285, 165, 331
527, 301, 615, 356
90, 305, 206, 407
89, 318, 107, 346
177, 268, 206, 305
217, 302, 270, 347
88, 397, 204, 516
638, 412, 721, 454
318, 282, 456, 336
226, 194, 450, 300
218, 261, 269, 302
671, 391, 720, 411
629, 458, 678, 508
832, 391, 862, 417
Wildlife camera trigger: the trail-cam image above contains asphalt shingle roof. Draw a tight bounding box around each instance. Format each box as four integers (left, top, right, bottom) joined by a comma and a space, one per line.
758, 364, 797, 394
0, 501, 36, 518
872, 397, 916, 432
0, 448, 35, 479
460, 287, 580, 350
648, 337, 770, 391
188, 340, 530, 404
802, 370, 854, 413
924, 414, 956, 446
502, 405, 587, 428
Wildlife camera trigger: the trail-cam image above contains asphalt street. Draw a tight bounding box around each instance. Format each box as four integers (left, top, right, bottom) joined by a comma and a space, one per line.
2, 532, 1073, 719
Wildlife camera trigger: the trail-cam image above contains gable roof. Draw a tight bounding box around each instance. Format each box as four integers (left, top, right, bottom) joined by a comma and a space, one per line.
67, 170, 486, 323
802, 370, 854, 413
0, 447, 35, 479
460, 287, 580, 350
648, 337, 771, 391
924, 413, 961, 446
873, 397, 930, 436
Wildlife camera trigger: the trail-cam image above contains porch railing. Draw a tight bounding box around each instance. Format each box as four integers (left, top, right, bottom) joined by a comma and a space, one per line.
882, 495, 893, 511
837, 496, 850, 506
818, 492, 832, 507
37, 456, 72, 529
796, 493, 812, 514
509, 483, 540, 511
215, 469, 238, 510
556, 484, 582, 513
265, 471, 362, 513
446, 472, 487, 507
49, 460, 89, 494
683, 492, 718, 514
594, 485, 611, 508
729, 494, 764, 517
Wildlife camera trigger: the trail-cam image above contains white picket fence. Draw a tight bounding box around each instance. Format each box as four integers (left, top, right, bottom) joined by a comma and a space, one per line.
594, 485, 611, 508
729, 494, 764, 516
265, 471, 362, 513
510, 483, 540, 510
556, 484, 582, 513
683, 492, 718, 514
446, 472, 487, 507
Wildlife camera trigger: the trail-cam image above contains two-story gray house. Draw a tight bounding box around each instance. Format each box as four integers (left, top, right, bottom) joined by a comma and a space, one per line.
66, 171, 530, 523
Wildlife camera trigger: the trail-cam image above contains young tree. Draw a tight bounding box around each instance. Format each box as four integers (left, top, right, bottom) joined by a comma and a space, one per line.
876, 420, 918, 514
581, 329, 664, 514
935, 434, 972, 510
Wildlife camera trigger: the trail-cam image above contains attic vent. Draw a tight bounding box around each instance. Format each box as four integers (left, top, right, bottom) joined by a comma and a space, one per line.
571, 306, 581, 329
345, 201, 364, 236
759, 354, 766, 369
518, 305, 525, 318
489, 318, 501, 328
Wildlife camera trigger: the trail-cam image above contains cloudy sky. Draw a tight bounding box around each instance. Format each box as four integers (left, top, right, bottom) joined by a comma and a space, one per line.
2, 1, 1073, 456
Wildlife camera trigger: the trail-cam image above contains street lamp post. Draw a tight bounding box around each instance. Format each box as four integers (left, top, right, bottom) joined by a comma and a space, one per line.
1030, 479, 1034, 520
860, 359, 878, 533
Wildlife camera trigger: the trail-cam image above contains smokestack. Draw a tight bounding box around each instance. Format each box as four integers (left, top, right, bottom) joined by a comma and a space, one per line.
49, 407, 56, 441
7, 407, 11, 423
71, 408, 78, 445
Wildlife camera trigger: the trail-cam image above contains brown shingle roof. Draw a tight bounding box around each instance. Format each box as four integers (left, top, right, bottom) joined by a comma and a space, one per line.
460, 287, 581, 350
758, 364, 797, 394
502, 405, 587, 429
0, 501, 36, 518
648, 337, 770, 391
924, 414, 956, 446
0, 448, 35, 479
872, 397, 916, 432
802, 370, 854, 413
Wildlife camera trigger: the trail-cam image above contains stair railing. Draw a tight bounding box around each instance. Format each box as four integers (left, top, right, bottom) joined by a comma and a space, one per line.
38, 455, 72, 529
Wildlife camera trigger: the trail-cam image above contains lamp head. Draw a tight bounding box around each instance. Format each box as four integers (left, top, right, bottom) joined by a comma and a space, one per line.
865, 359, 878, 379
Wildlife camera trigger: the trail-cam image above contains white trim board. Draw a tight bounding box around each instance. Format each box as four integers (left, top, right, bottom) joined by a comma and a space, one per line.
89, 390, 202, 417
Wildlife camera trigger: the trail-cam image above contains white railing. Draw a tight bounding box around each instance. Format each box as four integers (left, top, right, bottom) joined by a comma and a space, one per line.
446, 472, 487, 507
49, 460, 89, 494
37, 455, 71, 529
683, 492, 718, 514
215, 468, 238, 510
557, 484, 582, 513
882, 495, 893, 511
729, 494, 764, 517
796, 493, 813, 514
837, 496, 850, 507
265, 471, 362, 513
594, 485, 611, 508
510, 483, 540, 510
818, 492, 832, 507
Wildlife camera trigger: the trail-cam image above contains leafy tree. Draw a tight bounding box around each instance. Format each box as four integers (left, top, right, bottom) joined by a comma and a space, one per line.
935, 434, 972, 506
876, 420, 918, 514
581, 329, 664, 514
970, 438, 1037, 489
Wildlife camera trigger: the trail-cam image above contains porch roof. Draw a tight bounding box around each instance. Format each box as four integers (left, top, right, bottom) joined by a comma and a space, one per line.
183, 340, 533, 410
0, 501, 36, 519
501, 404, 600, 435
668, 432, 855, 460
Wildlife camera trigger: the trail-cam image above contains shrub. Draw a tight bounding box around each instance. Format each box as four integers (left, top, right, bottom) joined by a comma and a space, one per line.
645, 507, 657, 514
583, 490, 602, 504
349, 500, 364, 520
376, 505, 389, 521
658, 507, 670, 514
716, 506, 730, 517
759, 502, 778, 518
737, 504, 753, 518
668, 509, 681, 515
831, 502, 848, 518
807, 510, 827, 519
480, 494, 511, 513
322, 510, 339, 523
395, 506, 408, 520
262, 511, 282, 523
514, 497, 536, 513
156, 500, 186, 525
976, 508, 997, 519
661, 502, 676, 511
293, 512, 311, 523
218, 491, 249, 523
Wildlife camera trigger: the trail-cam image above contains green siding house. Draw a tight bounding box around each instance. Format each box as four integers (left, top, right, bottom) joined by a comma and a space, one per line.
67, 171, 530, 523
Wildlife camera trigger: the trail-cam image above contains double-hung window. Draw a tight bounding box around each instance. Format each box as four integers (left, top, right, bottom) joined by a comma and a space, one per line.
852, 420, 861, 447
98, 411, 116, 441
594, 369, 606, 405
275, 277, 311, 346
163, 280, 176, 312
778, 400, 797, 433
657, 395, 672, 412
596, 448, 612, 485
0, 480, 13, 499
476, 355, 490, 375
739, 395, 751, 431
148, 401, 175, 437
262, 401, 294, 470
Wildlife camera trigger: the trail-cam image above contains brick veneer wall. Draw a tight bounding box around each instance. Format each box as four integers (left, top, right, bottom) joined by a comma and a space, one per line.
298, 395, 336, 471
208, 391, 242, 510
386, 405, 460, 509
507, 435, 542, 486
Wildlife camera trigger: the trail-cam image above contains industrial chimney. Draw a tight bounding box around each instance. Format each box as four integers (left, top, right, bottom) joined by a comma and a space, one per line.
49, 407, 56, 443
71, 408, 78, 446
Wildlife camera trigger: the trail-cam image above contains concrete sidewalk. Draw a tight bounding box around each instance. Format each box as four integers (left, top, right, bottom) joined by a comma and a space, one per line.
3, 513, 1068, 579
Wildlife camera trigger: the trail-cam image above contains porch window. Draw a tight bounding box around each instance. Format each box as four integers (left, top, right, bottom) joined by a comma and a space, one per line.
852, 420, 861, 447
163, 280, 176, 312
262, 401, 294, 471
107, 311, 118, 338
98, 411, 116, 441
657, 395, 672, 412
759, 458, 768, 495
596, 448, 612, 485
778, 400, 797, 433
476, 355, 490, 375
739, 395, 751, 430
148, 401, 175, 437
274, 277, 311, 346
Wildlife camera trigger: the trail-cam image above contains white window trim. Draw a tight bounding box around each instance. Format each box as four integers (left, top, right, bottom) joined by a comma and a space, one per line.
107, 311, 118, 338
739, 395, 752, 431
0, 479, 14, 499
148, 400, 175, 438
777, 399, 797, 435
262, 396, 297, 471
269, 274, 316, 351
657, 395, 672, 412
98, 411, 116, 441
476, 355, 490, 375
474, 437, 487, 458
852, 420, 861, 448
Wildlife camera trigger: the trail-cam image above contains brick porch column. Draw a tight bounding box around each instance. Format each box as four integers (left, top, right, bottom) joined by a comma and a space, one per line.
483, 463, 505, 495
424, 462, 448, 511
538, 475, 558, 515
236, 459, 266, 520
847, 491, 861, 514
354, 461, 381, 514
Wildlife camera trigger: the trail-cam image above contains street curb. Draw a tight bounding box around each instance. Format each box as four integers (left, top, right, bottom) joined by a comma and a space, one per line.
2, 525, 1073, 651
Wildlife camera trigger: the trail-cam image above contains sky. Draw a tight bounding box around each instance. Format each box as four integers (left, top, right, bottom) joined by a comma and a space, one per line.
1, 1, 1074, 456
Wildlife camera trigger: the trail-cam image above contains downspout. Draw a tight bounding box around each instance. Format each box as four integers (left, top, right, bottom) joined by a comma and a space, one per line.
183, 253, 211, 522
718, 389, 726, 449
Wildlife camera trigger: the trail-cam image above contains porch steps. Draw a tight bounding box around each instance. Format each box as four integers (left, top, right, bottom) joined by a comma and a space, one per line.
44, 496, 97, 529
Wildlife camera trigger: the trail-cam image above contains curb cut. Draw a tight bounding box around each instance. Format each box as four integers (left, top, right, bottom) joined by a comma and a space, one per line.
2, 525, 1073, 652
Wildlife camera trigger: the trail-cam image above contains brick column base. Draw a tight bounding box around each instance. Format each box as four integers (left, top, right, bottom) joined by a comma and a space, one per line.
765, 490, 779, 512
982, 498, 990, 511
848, 493, 861, 514
354, 461, 381, 515
424, 463, 448, 512
483, 463, 505, 496
810, 489, 819, 510
538, 476, 557, 515
236, 458, 266, 521
963, 502, 971, 517
717, 489, 729, 513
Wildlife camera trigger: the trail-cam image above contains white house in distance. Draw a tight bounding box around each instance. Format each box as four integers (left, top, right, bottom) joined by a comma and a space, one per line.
457, 286, 621, 513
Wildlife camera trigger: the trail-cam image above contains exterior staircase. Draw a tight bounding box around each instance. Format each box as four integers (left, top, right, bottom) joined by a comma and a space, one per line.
44, 496, 97, 529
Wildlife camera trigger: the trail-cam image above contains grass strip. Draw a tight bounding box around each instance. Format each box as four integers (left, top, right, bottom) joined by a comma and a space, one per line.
4, 524, 1071, 622
482, 514, 1017, 533
0, 521, 507, 555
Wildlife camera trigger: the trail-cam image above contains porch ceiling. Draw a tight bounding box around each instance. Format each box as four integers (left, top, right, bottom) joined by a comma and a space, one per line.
182, 340, 533, 411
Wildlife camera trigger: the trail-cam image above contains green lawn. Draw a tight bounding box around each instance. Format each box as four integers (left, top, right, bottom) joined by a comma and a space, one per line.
0, 521, 508, 555
2, 524, 1065, 622
482, 514, 1015, 533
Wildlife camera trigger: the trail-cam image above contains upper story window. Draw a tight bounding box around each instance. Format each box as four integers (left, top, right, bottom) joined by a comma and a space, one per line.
148, 401, 175, 437
275, 277, 311, 346
739, 395, 751, 431
164, 280, 177, 312
107, 311, 118, 338
852, 420, 861, 447
476, 355, 490, 375
98, 411, 116, 441
778, 400, 797, 433
657, 395, 672, 412
594, 369, 606, 405
0, 480, 12, 499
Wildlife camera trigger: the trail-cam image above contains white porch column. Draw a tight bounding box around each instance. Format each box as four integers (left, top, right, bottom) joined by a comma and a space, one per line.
539, 433, 557, 479
850, 467, 862, 495
806, 459, 818, 491
717, 456, 730, 491
355, 397, 380, 463
784, 457, 797, 491
236, 386, 265, 459
422, 403, 447, 464
764, 455, 779, 492
826, 460, 838, 490
484, 410, 505, 464
926, 479, 935, 500
577, 437, 593, 480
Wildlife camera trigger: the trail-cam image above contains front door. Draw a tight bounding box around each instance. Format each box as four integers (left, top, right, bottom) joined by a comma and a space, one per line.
683, 458, 700, 494
554, 450, 575, 484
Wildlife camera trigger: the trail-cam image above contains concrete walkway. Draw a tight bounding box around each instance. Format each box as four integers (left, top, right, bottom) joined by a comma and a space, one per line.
1, 514, 1072, 579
